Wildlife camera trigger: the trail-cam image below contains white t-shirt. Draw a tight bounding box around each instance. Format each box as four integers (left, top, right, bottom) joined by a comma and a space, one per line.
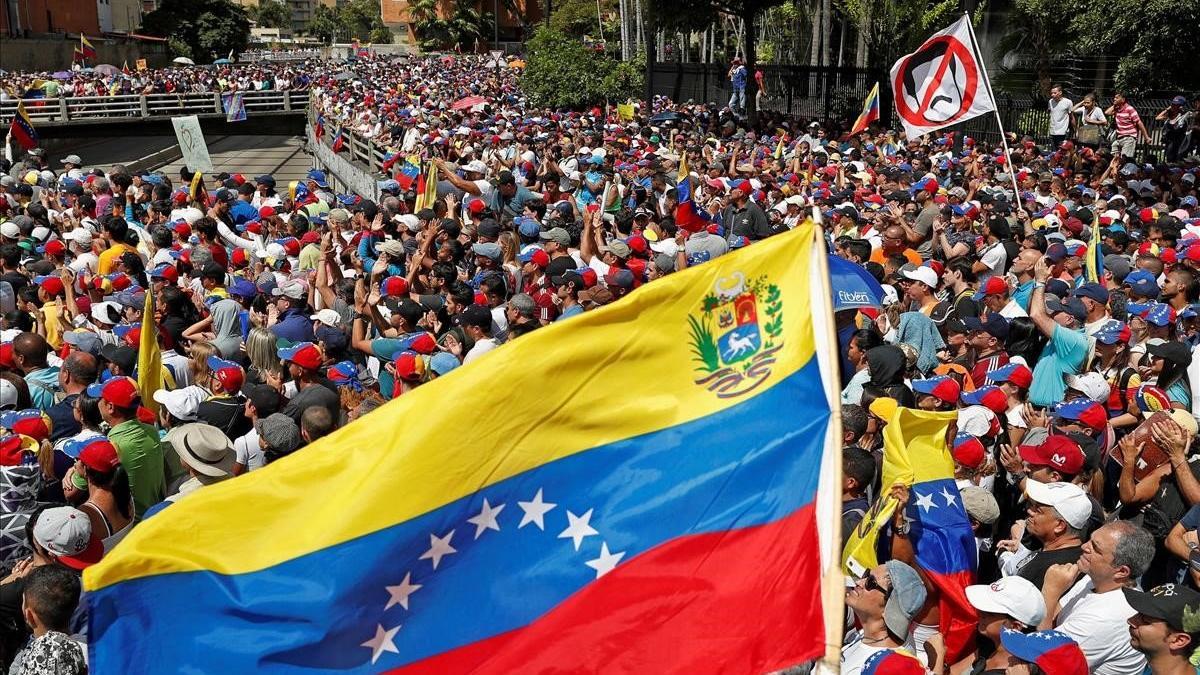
999, 299, 1028, 319
234, 428, 265, 471
978, 242, 1007, 283
841, 631, 918, 675
463, 338, 497, 364
1049, 97, 1074, 135
1055, 577, 1146, 675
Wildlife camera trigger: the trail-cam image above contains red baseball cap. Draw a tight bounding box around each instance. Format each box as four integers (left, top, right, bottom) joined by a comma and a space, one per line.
912, 375, 961, 404
961, 385, 1008, 415
34, 275, 65, 297
381, 276, 409, 297
988, 363, 1033, 389
393, 351, 426, 382
278, 342, 324, 370
259, 205, 276, 219
78, 438, 120, 472
173, 221, 192, 238
43, 240, 66, 257
300, 231, 321, 245
1019, 435, 1084, 475
86, 376, 140, 408
1, 410, 52, 441
0, 343, 12, 368
206, 356, 245, 394
952, 434, 987, 470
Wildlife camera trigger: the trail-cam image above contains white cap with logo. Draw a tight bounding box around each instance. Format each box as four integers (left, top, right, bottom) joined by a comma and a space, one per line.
966, 576, 1047, 627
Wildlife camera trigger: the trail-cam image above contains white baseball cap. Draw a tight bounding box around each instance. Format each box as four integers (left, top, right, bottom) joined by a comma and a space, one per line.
33, 506, 103, 570
463, 160, 487, 174
310, 308, 342, 327
1065, 372, 1111, 403
966, 577, 1046, 627
901, 266, 938, 289
65, 228, 93, 247
0, 222, 19, 239
1025, 481, 1092, 529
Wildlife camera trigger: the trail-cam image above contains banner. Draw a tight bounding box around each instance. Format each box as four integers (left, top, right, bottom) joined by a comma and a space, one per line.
85, 225, 845, 673
171, 115, 213, 172
890, 16, 995, 140
222, 92, 247, 122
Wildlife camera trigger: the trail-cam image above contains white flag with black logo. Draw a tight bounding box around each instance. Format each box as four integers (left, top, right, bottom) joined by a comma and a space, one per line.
890, 16, 996, 140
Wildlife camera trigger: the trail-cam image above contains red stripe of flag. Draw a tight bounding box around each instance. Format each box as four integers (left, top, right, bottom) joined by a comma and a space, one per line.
386, 504, 825, 674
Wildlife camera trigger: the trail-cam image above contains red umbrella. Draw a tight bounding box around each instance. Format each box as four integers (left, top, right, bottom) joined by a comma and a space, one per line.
451, 95, 487, 111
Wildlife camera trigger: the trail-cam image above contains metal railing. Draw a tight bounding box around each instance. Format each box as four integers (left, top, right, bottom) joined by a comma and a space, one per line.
0, 90, 310, 125
308, 105, 395, 180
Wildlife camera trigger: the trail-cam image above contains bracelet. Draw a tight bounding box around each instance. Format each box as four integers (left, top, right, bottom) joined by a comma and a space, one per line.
1034, 282, 1046, 289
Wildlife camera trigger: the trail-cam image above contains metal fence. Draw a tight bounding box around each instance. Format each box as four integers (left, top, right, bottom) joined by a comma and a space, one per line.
653, 62, 1180, 160
921, 92, 1177, 160
650, 62, 881, 121
0, 90, 311, 125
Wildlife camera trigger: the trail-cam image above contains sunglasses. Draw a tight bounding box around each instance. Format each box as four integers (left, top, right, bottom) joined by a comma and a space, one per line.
862, 574, 890, 596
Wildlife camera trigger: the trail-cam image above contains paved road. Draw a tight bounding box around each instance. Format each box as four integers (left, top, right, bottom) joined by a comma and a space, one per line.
47, 135, 312, 184
157, 135, 312, 184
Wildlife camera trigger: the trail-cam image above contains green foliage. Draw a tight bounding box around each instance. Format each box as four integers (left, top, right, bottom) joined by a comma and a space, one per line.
302, 0, 390, 43
522, 27, 645, 109
410, 0, 491, 51
307, 5, 341, 43
549, 0, 618, 38
141, 0, 250, 63
338, 0, 391, 42
688, 315, 720, 373
251, 0, 292, 30
992, 0, 1071, 96
838, 0, 960, 72
1069, 0, 1200, 94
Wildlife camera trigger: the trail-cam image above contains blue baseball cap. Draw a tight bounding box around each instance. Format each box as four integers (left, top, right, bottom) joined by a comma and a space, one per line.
305, 169, 328, 188
1091, 319, 1131, 345
1045, 296, 1087, 323
229, 278, 258, 299
516, 217, 541, 239
1123, 269, 1160, 298
1073, 282, 1109, 305
1139, 302, 1177, 327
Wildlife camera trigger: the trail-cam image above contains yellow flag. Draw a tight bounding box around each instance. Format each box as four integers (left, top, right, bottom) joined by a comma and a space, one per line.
774, 137, 785, 159
841, 406, 955, 577
416, 160, 439, 211
189, 171, 204, 202
136, 288, 162, 415
617, 102, 635, 122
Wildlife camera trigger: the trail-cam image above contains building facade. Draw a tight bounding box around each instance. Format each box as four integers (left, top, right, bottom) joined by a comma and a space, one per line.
1, 0, 101, 36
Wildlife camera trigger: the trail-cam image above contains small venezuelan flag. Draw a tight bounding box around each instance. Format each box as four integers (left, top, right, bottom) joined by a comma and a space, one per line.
80, 34, 97, 60
85, 226, 847, 673
9, 101, 38, 151
850, 82, 880, 136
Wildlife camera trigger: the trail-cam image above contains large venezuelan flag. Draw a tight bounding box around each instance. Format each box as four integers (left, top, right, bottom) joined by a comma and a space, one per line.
85, 226, 845, 673
843, 407, 977, 662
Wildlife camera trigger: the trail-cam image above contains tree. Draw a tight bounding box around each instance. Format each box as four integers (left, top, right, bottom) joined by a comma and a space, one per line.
141, 0, 250, 63
993, 0, 1072, 96
307, 4, 341, 43
522, 26, 644, 109
252, 0, 292, 30
649, 0, 793, 120
549, 0, 619, 38
1069, 0, 1199, 94
837, 0, 960, 77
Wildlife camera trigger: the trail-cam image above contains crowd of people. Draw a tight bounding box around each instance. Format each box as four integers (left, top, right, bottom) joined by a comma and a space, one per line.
0, 49, 1198, 674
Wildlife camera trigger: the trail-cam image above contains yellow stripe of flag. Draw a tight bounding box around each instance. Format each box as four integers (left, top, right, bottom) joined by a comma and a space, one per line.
87, 225, 824, 589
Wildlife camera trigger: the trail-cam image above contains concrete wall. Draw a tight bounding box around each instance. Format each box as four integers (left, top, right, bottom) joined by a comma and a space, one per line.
0, 37, 170, 72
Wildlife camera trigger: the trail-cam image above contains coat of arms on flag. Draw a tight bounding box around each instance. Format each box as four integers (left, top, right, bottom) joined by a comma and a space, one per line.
689, 272, 784, 398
